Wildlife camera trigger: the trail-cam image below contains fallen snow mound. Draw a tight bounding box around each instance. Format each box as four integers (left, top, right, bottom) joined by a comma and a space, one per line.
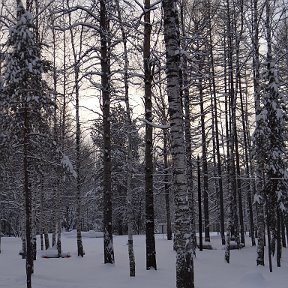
40, 246, 71, 258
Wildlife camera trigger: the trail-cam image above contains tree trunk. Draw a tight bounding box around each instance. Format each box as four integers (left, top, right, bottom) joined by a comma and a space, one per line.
100, 0, 114, 264
280, 212, 286, 248
24, 102, 33, 288
144, 0, 157, 271
67, 3, 84, 257
40, 175, 44, 251
162, 1, 194, 287
163, 129, 172, 241
252, 0, 265, 266
197, 156, 203, 251
239, 73, 255, 246
180, 0, 196, 252
207, 8, 225, 245
233, 1, 245, 246
115, 0, 135, 275
226, 0, 239, 247
199, 84, 210, 243
51, 17, 62, 258
277, 208, 281, 267
75, 37, 84, 260
256, 198, 265, 265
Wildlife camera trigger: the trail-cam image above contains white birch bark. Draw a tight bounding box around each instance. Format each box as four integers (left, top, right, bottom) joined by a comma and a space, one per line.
162, 0, 194, 287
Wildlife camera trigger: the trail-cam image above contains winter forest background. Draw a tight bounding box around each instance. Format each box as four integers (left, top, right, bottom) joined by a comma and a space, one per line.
0, 0, 288, 288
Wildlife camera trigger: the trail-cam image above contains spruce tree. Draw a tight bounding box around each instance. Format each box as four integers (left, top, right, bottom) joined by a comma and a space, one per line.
3, 1, 52, 287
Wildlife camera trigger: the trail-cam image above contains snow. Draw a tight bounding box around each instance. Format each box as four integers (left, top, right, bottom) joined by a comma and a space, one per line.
39, 246, 70, 259
61, 155, 77, 178
141, 118, 170, 129
253, 194, 262, 204
0, 233, 287, 288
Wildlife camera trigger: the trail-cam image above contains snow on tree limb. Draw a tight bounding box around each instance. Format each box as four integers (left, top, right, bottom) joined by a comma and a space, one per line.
61, 155, 77, 178
141, 118, 170, 129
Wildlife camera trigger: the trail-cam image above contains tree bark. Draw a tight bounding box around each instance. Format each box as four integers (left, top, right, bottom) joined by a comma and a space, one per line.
24, 101, 33, 288
67, 6, 84, 257
162, 1, 194, 287
239, 73, 255, 246
252, 0, 265, 266
144, 0, 157, 270
207, 7, 225, 245
197, 156, 203, 251
162, 129, 172, 241
180, 0, 196, 252
100, 0, 114, 264
115, 0, 135, 275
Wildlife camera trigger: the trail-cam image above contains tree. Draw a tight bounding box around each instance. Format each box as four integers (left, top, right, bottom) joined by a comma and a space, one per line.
206, 0, 226, 246
180, 0, 196, 249
144, 0, 157, 271
162, 0, 194, 287
115, 0, 136, 274
4, 1, 53, 286
262, 0, 287, 268
100, 0, 115, 264
251, 0, 266, 266
67, 1, 85, 258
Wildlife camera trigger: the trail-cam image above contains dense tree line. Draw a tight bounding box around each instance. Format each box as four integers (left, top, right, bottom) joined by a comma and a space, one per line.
0, 0, 288, 288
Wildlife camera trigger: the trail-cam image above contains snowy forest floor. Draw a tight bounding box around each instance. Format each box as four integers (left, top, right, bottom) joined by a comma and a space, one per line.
0, 232, 287, 288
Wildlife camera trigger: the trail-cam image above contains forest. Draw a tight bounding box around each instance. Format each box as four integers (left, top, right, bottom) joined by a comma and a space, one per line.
0, 0, 287, 288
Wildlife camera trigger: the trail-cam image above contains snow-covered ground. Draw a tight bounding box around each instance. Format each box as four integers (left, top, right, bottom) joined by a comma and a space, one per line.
0, 232, 287, 288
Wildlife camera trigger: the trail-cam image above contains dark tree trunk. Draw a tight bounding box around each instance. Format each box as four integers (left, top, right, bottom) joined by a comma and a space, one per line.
266, 201, 273, 272
44, 232, 50, 250
197, 156, 203, 251
24, 103, 33, 288
208, 11, 225, 244
283, 216, 288, 249
163, 130, 172, 241
100, 0, 114, 264
226, 0, 239, 246
280, 213, 286, 248
40, 175, 44, 251
115, 0, 135, 275
239, 75, 255, 246
252, 0, 265, 266
75, 63, 84, 257
52, 18, 62, 258
67, 1, 84, 257
277, 208, 281, 267
197, 47, 210, 243
144, 0, 157, 270
233, 1, 245, 246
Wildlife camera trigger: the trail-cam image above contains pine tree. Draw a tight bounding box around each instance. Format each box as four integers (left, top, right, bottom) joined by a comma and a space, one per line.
263, 39, 287, 269
253, 0, 288, 268
3, 1, 52, 286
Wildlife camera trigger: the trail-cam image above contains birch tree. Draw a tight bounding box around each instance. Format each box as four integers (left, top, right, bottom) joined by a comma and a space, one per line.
262, 0, 287, 268
162, 0, 194, 287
